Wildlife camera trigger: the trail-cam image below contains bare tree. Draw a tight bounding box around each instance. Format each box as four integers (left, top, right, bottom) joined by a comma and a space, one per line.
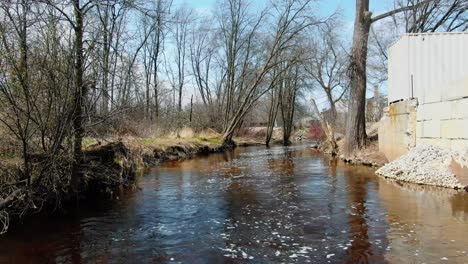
345, 0, 433, 155
40, 0, 98, 190
311, 99, 337, 154
70, 0, 87, 191
0, 1, 81, 221
0, 0, 34, 185
305, 24, 348, 128
399, 0, 467, 32
140, 0, 172, 120
280, 63, 301, 146
265, 68, 281, 146
95, 1, 128, 114
219, 0, 317, 146
189, 17, 226, 130
168, 6, 192, 113
189, 18, 217, 107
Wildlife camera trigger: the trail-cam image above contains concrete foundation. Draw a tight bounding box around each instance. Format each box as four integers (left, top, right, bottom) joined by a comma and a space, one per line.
379, 97, 468, 161
378, 99, 417, 161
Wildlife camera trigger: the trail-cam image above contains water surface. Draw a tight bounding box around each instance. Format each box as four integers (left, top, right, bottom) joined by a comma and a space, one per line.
1, 145, 468, 263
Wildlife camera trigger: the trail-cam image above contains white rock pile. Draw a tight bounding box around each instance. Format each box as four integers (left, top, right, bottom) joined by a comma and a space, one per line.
376, 145, 468, 189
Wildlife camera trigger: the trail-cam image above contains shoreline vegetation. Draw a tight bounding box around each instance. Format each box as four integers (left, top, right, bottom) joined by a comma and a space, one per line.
312, 123, 388, 168
0, 134, 263, 234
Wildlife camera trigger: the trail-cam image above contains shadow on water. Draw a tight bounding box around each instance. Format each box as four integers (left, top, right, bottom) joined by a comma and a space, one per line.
1, 144, 468, 263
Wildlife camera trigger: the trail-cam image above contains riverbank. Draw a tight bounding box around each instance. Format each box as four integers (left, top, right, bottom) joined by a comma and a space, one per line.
91, 135, 265, 166
0, 135, 263, 234
312, 129, 468, 191
312, 122, 388, 168
314, 138, 388, 168
2, 143, 468, 263
339, 140, 388, 167
315, 137, 468, 191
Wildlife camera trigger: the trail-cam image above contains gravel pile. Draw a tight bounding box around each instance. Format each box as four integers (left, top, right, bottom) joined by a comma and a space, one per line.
376, 145, 468, 189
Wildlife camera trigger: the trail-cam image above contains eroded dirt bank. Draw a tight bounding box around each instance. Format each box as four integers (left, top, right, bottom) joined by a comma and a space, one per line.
0, 137, 260, 234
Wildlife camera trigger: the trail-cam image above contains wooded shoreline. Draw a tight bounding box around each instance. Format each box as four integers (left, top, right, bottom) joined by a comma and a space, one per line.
0, 136, 262, 234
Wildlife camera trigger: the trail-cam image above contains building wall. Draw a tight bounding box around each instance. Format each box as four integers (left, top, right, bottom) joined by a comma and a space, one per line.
379, 97, 468, 160
388, 33, 468, 104
416, 97, 468, 152
381, 33, 468, 159
379, 99, 417, 161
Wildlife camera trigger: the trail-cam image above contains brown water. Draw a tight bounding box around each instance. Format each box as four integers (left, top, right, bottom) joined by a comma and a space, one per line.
1, 145, 468, 264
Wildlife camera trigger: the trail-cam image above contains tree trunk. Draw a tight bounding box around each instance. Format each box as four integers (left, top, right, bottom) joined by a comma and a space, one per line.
71, 0, 85, 192
178, 82, 183, 112
146, 80, 151, 119
101, 7, 110, 115
280, 67, 298, 146
345, 0, 371, 155
189, 94, 193, 123
153, 9, 162, 119
19, 0, 32, 185
282, 95, 295, 146
326, 91, 338, 127
343, 0, 431, 155
265, 91, 280, 147
153, 72, 159, 119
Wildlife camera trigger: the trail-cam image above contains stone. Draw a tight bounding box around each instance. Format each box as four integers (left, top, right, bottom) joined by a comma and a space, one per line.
376, 145, 465, 189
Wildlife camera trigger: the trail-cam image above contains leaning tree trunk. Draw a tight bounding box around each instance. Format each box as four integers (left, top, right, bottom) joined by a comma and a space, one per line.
326, 91, 338, 127
345, 0, 371, 156
312, 99, 337, 155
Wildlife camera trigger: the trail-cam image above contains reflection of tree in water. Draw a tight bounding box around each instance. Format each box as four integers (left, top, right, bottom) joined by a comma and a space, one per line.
328, 157, 338, 177
344, 170, 388, 264
221, 180, 260, 258
266, 149, 300, 207
345, 166, 388, 263
324, 155, 339, 228
266, 149, 295, 176
449, 192, 468, 216
221, 148, 236, 162
220, 146, 303, 261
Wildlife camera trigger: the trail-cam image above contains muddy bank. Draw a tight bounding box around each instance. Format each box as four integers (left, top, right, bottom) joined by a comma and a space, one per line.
0, 137, 256, 234
80, 136, 262, 190
376, 145, 468, 190
312, 122, 387, 168
339, 140, 388, 167
314, 139, 387, 167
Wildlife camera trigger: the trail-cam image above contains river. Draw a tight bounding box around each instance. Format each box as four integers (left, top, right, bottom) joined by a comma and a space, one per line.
1, 144, 467, 263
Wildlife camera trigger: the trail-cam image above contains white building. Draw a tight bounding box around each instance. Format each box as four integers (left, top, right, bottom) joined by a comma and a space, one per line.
380, 33, 468, 160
